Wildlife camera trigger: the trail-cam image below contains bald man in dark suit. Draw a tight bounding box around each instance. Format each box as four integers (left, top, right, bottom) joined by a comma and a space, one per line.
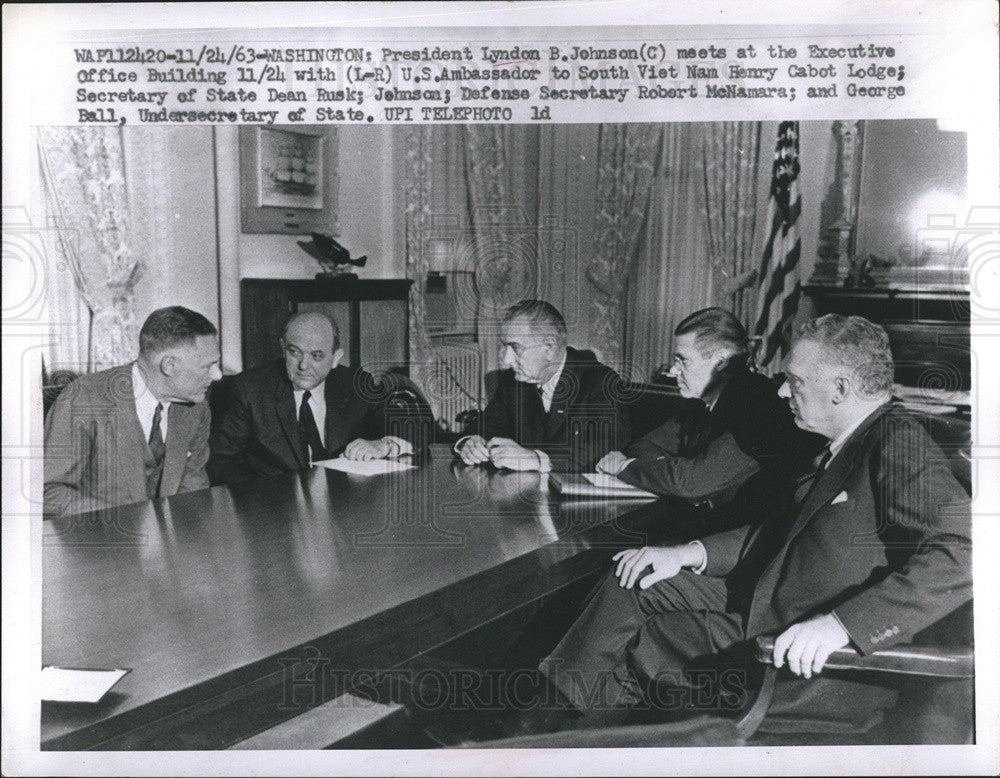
208, 312, 415, 485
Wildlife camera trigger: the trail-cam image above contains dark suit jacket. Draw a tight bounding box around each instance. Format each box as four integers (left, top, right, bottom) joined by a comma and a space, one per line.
701, 402, 972, 654
619, 368, 822, 509
208, 360, 392, 485
474, 347, 631, 473
44, 364, 210, 517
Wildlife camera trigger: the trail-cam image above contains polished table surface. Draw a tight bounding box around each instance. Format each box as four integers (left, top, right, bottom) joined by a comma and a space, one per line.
43, 447, 687, 749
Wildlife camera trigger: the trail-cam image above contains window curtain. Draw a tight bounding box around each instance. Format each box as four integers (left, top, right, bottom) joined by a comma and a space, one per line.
400, 125, 439, 417
37, 127, 142, 372
585, 124, 661, 373
462, 125, 541, 376
699, 122, 762, 324
536, 125, 602, 349
624, 124, 713, 381
399, 125, 473, 426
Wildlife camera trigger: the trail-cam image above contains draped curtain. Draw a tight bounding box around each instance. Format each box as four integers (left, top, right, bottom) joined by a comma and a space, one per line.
401, 125, 439, 415
585, 124, 661, 373
37, 127, 142, 372
625, 124, 713, 381
399, 121, 762, 414
462, 125, 541, 375
699, 122, 762, 324
399, 125, 473, 425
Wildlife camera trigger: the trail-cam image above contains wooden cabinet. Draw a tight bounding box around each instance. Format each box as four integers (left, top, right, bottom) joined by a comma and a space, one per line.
240, 277, 412, 374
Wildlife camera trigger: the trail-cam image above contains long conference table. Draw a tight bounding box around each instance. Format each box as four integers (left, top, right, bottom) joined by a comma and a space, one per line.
42, 446, 707, 750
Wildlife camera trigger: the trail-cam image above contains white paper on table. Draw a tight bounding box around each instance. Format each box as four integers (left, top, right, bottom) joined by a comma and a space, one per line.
582, 473, 644, 490
312, 457, 416, 476
41, 666, 130, 703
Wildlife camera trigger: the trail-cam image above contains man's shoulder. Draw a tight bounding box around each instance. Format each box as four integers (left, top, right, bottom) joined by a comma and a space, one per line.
717, 370, 796, 431
847, 403, 941, 467
326, 362, 363, 387
231, 359, 287, 392
565, 347, 620, 379
564, 347, 624, 398
721, 370, 781, 408
862, 403, 923, 440
55, 364, 133, 406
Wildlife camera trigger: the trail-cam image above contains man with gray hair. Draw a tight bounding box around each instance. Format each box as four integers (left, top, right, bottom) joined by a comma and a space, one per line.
209, 311, 415, 485
480, 314, 972, 737
455, 299, 630, 473
44, 306, 221, 516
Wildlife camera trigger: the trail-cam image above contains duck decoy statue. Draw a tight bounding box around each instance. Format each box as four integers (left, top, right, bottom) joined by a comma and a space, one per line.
297, 232, 368, 278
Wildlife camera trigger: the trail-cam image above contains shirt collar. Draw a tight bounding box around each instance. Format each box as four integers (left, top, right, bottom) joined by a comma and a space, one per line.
827, 401, 890, 460
293, 378, 326, 404
539, 351, 567, 398
132, 362, 169, 410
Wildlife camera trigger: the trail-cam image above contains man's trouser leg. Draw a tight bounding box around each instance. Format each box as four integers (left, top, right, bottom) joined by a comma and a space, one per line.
539, 569, 744, 715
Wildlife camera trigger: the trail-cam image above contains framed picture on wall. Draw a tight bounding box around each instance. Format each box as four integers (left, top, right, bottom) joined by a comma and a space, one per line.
239, 126, 339, 234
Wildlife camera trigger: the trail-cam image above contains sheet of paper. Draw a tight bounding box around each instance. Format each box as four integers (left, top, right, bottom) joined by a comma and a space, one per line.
313, 458, 416, 476
582, 473, 643, 490
41, 666, 130, 703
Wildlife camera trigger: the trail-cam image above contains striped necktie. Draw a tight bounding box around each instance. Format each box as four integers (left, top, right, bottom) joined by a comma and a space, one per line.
147, 403, 166, 498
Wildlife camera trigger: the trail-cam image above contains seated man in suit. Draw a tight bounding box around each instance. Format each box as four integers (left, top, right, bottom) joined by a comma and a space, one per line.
455, 299, 630, 473
491, 314, 971, 736
208, 311, 415, 485
44, 306, 221, 517
596, 308, 820, 512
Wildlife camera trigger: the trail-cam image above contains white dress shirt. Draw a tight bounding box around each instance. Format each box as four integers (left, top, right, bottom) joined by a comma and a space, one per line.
826, 402, 889, 463
133, 363, 169, 443
537, 352, 567, 413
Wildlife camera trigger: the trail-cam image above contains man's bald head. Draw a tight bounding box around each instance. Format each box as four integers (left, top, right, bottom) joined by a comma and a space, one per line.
284, 312, 340, 351
281, 312, 344, 390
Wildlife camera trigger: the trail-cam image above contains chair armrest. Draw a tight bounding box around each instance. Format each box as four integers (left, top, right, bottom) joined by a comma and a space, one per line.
754, 636, 973, 678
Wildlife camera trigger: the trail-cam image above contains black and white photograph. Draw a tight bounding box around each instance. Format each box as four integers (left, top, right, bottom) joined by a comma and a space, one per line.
3, 2, 998, 776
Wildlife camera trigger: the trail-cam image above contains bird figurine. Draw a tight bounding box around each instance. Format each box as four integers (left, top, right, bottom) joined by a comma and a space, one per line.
297, 232, 367, 278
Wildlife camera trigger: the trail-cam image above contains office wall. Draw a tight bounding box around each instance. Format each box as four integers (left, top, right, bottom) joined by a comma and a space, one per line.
131, 127, 220, 333
214, 125, 400, 371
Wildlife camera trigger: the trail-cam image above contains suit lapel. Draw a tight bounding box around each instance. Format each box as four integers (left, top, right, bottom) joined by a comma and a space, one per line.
745, 404, 895, 633
323, 368, 351, 455
781, 403, 893, 548
113, 366, 149, 505
160, 403, 192, 496
273, 379, 307, 469
542, 364, 573, 440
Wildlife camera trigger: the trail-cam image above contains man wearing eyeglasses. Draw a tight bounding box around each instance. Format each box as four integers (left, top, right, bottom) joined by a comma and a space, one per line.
455, 299, 630, 473
208, 311, 413, 485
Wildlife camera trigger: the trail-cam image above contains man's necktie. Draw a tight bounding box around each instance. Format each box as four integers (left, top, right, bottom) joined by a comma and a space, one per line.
535, 383, 546, 412
792, 445, 833, 504
732, 445, 834, 598
298, 390, 325, 464
147, 403, 166, 499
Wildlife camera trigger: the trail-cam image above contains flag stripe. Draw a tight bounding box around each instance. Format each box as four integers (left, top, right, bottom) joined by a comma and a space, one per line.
753, 121, 802, 371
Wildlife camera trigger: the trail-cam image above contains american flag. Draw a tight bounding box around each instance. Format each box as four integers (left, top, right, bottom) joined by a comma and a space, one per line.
753, 121, 802, 371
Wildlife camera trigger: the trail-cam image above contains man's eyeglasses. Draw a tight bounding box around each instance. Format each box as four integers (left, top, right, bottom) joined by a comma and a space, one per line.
499, 341, 545, 359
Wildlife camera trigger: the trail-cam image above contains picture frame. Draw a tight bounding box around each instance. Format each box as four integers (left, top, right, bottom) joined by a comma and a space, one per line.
239, 125, 339, 235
